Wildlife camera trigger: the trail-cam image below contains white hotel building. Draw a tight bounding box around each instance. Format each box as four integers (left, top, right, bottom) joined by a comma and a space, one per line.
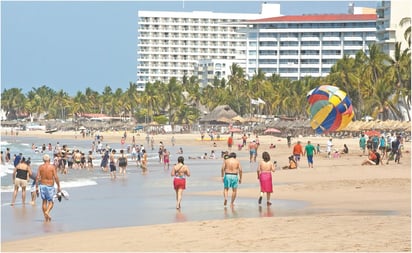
376, 0, 411, 59
136, 3, 281, 87
240, 14, 377, 80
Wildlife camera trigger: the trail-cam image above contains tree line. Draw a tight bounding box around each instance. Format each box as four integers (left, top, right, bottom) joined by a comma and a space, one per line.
2, 39, 411, 125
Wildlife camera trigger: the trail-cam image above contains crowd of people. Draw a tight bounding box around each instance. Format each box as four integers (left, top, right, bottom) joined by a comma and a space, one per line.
360, 132, 403, 166
4, 129, 407, 222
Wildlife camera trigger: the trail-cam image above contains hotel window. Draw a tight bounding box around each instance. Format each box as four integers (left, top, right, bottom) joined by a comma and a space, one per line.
259, 50, 276, 55
260, 41, 277, 47
259, 59, 277, 64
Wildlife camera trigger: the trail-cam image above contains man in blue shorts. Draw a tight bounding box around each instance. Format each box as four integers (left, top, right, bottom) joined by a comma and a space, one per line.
36, 154, 61, 222
221, 152, 242, 207
303, 140, 316, 168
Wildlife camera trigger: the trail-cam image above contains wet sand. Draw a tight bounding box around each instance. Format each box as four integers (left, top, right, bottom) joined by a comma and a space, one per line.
1, 130, 411, 251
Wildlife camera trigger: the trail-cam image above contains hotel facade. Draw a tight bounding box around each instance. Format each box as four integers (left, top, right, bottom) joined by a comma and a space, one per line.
136, 3, 281, 88
240, 14, 377, 80
376, 0, 411, 59
137, 2, 410, 86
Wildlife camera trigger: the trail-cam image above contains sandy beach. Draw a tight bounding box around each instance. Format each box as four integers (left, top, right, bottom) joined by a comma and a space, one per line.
1, 129, 411, 252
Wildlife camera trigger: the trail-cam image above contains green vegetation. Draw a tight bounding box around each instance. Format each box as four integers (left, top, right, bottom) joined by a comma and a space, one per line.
2, 41, 410, 124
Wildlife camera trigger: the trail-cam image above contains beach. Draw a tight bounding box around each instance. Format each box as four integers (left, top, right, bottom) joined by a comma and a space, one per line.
1, 129, 411, 252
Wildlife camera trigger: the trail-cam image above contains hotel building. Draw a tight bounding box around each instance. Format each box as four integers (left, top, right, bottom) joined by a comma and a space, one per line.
240, 14, 377, 80
375, 0, 411, 59
136, 3, 281, 88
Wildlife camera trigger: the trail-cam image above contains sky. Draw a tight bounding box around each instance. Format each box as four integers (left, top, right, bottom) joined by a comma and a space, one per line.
1, 0, 378, 96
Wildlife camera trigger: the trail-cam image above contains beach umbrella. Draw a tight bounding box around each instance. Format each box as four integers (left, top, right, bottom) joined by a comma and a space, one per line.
244, 117, 259, 123
79, 126, 86, 130
231, 116, 245, 123
364, 130, 381, 137
229, 128, 242, 133
217, 117, 231, 123
264, 128, 281, 134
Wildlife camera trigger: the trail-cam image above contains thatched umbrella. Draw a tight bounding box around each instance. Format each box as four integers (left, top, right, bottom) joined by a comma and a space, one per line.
232, 115, 245, 123
244, 117, 259, 123
216, 117, 231, 124
199, 105, 238, 124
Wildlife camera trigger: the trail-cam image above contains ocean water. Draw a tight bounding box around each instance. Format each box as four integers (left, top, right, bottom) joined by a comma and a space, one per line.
1, 135, 308, 242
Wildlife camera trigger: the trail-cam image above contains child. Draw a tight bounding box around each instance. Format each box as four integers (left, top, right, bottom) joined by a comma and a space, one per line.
283, 156, 297, 169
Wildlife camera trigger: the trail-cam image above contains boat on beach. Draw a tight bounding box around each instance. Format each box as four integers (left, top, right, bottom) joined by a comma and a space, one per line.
45, 128, 58, 134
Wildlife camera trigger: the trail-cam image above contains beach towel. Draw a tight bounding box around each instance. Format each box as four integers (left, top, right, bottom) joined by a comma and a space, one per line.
259, 171, 273, 193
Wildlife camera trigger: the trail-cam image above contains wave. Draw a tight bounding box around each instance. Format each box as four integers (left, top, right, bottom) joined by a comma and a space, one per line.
0, 178, 98, 193
0, 165, 15, 177
0, 141, 11, 146
61, 178, 98, 188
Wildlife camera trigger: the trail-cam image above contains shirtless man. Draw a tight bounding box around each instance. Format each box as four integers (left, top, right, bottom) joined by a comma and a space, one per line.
141, 149, 148, 174
249, 140, 258, 163
73, 150, 82, 169
109, 150, 117, 179
221, 152, 242, 207
36, 154, 61, 222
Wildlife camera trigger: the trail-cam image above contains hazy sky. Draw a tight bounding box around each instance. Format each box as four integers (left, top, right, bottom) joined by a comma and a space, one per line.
1, 0, 378, 96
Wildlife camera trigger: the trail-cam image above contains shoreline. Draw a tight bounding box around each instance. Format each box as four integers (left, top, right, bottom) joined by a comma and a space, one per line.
1, 131, 411, 251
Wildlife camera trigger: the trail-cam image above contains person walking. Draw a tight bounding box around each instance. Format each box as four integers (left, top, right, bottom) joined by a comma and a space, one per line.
227, 134, 234, 151
29, 166, 38, 205
326, 138, 333, 158
163, 148, 170, 170
171, 156, 190, 209
36, 154, 61, 222
109, 149, 117, 180
141, 149, 148, 174
286, 134, 292, 148
257, 152, 276, 206
11, 157, 32, 206
292, 141, 303, 168
249, 140, 258, 163
118, 149, 128, 175
359, 134, 366, 155
303, 140, 316, 168
221, 152, 242, 207
387, 135, 401, 164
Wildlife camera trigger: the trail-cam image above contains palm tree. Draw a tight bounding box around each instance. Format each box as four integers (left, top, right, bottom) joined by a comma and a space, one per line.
27, 85, 56, 119
327, 55, 362, 119
387, 42, 411, 120
108, 88, 124, 117
99, 86, 113, 115
85, 87, 100, 113
227, 63, 247, 115
363, 77, 401, 120
50, 89, 71, 119
171, 104, 200, 126
1, 88, 26, 120
70, 91, 89, 120
399, 17, 411, 48
358, 44, 390, 85
140, 81, 162, 124
164, 77, 183, 126
248, 69, 267, 116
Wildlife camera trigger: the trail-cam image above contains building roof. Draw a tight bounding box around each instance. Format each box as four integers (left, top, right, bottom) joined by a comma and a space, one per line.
245, 14, 377, 23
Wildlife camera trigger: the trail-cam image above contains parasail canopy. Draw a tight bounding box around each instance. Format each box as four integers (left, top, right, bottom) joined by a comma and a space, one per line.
307, 85, 354, 134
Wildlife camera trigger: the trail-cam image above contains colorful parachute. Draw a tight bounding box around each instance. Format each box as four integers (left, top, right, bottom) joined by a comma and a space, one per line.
307, 85, 354, 134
